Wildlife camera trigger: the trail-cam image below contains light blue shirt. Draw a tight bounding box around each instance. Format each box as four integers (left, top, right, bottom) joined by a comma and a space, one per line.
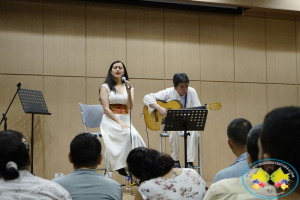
53, 169, 122, 200
213, 152, 248, 183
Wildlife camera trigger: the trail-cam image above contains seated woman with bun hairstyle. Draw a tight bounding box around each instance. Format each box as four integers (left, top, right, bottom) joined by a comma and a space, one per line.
127, 147, 206, 200
0, 130, 71, 199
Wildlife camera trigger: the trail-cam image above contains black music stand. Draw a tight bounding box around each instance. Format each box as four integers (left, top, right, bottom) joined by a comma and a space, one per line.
163, 109, 207, 168
18, 88, 51, 174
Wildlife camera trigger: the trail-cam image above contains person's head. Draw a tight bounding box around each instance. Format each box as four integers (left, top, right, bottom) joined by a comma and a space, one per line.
246, 123, 263, 165
127, 147, 174, 182
173, 73, 189, 96
69, 133, 102, 169
259, 106, 300, 174
0, 130, 30, 180
227, 118, 252, 154
103, 60, 129, 93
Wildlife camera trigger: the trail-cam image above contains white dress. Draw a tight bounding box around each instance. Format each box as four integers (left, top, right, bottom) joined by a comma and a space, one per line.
100, 83, 146, 171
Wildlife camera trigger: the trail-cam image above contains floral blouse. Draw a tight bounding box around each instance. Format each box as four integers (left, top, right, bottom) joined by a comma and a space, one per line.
138, 168, 206, 200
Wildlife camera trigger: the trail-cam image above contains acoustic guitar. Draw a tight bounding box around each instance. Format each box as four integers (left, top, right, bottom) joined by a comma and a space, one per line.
143, 100, 222, 131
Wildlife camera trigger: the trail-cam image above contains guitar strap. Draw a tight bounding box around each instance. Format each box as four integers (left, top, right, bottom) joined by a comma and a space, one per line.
184, 92, 188, 108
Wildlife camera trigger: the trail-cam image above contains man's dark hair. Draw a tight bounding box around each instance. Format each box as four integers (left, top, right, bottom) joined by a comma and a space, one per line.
127, 147, 174, 182
70, 133, 101, 168
260, 106, 300, 172
247, 124, 263, 163
227, 118, 252, 146
173, 73, 189, 88
0, 130, 29, 180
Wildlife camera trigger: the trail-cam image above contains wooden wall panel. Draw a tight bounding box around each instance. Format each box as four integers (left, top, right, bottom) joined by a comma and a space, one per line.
0, 1, 299, 185
243, 10, 265, 18
200, 13, 234, 82
200, 82, 236, 184
87, 77, 105, 105
127, 7, 164, 79
235, 83, 267, 125
266, 13, 295, 20
0, 1, 43, 75
267, 84, 298, 112
131, 79, 165, 149
43, 77, 86, 179
234, 16, 266, 83
164, 10, 200, 80
266, 19, 297, 84
44, 0, 85, 76
0, 75, 44, 177
86, 3, 126, 77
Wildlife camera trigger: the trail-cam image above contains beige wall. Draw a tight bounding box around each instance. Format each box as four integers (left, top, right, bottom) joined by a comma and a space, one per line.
0, 0, 299, 185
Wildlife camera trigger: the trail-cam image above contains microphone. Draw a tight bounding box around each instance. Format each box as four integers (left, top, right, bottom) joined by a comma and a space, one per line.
121, 77, 130, 89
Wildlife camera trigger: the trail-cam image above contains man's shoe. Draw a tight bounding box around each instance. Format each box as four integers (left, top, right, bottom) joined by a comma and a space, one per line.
187, 162, 194, 169
174, 161, 181, 168
117, 168, 128, 176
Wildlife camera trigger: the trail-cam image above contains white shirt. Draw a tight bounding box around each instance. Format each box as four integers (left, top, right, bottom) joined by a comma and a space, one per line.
204, 170, 278, 200
0, 170, 71, 200
143, 87, 201, 114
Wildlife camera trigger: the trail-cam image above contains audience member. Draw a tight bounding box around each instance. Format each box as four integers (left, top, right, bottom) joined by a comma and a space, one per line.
53, 133, 122, 200
127, 147, 206, 200
259, 106, 300, 199
0, 130, 71, 199
203, 124, 277, 199
213, 118, 252, 183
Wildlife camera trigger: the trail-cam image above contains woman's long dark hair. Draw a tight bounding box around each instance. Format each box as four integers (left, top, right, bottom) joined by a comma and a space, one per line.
0, 130, 29, 180
127, 147, 174, 182
103, 60, 129, 94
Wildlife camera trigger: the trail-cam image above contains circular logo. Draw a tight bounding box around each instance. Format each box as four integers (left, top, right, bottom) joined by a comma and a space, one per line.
242, 159, 299, 199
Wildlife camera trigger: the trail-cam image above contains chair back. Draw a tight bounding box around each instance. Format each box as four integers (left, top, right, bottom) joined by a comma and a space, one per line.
79, 103, 104, 132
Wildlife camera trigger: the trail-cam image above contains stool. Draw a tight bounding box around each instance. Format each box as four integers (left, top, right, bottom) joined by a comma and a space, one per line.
159, 132, 202, 176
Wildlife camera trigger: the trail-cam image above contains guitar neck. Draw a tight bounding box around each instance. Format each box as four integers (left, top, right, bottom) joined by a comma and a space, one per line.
185, 105, 206, 110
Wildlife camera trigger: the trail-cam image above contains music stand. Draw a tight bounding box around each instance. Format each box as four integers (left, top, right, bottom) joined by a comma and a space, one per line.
18, 88, 51, 174
163, 109, 207, 168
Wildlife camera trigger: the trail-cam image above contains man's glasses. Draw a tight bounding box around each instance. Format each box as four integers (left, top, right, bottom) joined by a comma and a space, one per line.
112, 66, 123, 70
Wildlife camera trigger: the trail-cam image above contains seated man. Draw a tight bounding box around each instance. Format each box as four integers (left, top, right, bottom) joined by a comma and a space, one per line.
53, 133, 122, 200
259, 106, 300, 199
204, 124, 277, 199
213, 118, 252, 183
143, 73, 201, 168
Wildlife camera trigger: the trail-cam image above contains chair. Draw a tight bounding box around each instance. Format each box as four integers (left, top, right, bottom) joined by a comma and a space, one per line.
79, 103, 110, 177
159, 132, 202, 176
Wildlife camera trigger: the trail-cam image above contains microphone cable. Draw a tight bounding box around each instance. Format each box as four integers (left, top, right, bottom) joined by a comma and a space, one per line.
129, 88, 132, 147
